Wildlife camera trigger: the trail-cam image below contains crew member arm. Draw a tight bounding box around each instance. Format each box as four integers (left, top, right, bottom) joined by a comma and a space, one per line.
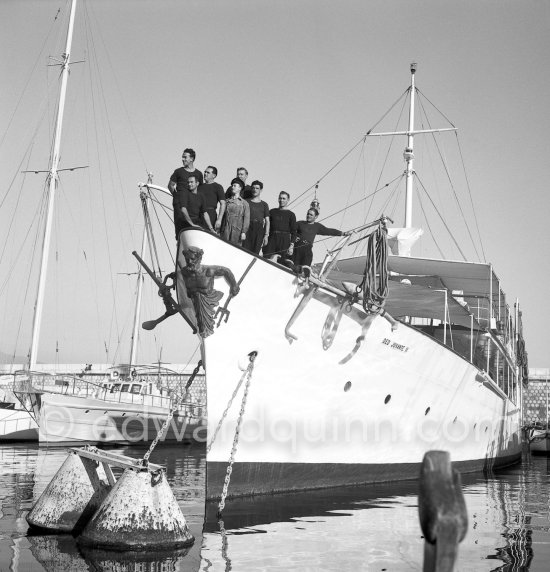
316, 223, 344, 237
241, 201, 251, 240
216, 200, 226, 231
203, 212, 215, 232
168, 179, 177, 196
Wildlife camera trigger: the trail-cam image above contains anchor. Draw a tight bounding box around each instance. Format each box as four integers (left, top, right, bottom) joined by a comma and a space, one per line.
132, 250, 197, 334
284, 286, 316, 343
321, 298, 347, 350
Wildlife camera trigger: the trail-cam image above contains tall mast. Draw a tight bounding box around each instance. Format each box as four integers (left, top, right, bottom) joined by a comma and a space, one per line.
404, 62, 417, 228
129, 226, 147, 369
28, 0, 77, 370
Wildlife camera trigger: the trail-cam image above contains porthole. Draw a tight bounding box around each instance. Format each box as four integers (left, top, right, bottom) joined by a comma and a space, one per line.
384, 395, 391, 404
344, 381, 352, 392
425, 407, 431, 416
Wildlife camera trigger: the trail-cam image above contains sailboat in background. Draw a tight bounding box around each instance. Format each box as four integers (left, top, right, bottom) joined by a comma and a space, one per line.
7, 0, 205, 444
139, 62, 529, 499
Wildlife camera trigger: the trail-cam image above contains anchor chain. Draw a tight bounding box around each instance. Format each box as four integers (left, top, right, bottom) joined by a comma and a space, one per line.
141, 361, 203, 467
207, 355, 254, 453
217, 353, 256, 515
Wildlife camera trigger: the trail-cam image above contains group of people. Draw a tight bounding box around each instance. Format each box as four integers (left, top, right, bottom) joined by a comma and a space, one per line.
169, 148, 349, 268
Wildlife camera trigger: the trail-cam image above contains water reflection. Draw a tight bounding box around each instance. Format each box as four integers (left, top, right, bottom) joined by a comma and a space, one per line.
0, 443, 549, 571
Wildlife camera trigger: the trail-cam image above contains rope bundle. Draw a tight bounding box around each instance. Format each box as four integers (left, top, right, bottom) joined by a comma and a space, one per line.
359, 224, 389, 314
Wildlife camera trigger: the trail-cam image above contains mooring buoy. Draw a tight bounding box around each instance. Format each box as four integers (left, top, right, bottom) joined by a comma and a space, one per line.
77, 467, 194, 550
26, 450, 111, 533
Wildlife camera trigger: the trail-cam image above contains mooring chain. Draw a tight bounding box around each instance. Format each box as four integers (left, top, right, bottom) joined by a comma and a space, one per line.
141, 361, 203, 467
206, 358, 252, 454
217, 354, 256, 515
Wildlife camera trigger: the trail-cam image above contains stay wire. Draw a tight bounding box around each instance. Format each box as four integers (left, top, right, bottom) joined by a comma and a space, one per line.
416, 187, 446, 259
415, 174, 468, 261
147, 190, 176, 267
290, 88, 410, 208
454, 132, 487, 262
417, 95, 481, 261
0, 5, 61, 152
318, 173, 403, 225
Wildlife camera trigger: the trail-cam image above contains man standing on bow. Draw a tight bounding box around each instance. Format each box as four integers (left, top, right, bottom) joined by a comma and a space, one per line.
199, 166, 226, 233
169, 148, 204, 238
174, 175, 214, 238
263, 191, 296, 259
242, 180, 270, 254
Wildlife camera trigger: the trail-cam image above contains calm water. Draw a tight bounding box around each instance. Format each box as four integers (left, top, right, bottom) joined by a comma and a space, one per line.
0, 443, 549, 571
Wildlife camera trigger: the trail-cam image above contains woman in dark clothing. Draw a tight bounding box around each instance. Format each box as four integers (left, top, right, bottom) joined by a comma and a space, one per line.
221, 178, 250, 245
293, 208, 349, 267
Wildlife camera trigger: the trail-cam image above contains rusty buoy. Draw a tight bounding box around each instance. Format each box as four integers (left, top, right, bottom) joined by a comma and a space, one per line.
27, 451, 111, 533
77, 467, 194, 550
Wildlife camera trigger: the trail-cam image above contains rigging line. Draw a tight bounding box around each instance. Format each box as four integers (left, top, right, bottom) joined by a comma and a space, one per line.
416, 186, 446, 259
0, 179, 49, 297
85, 0, 150, 173
10, 189, 50, 362
148, 190, 176, 267
415, 87, 457, 128
384, 176, 405, 222
82, 4, 135, 242
0, 5, 62, 151
318, 173, 403, 224
364, 92, 409, 224
142, 196, 163, 277
416, 174, 468, 261
0, 93, 55, 213
0, 152, 33, 265
83, 18, 121, 348
417, 96, 482, 262
454, 132, 487, 262
338, 140, 368, 230
349, 174, 405, 258
289, 89, 409, 208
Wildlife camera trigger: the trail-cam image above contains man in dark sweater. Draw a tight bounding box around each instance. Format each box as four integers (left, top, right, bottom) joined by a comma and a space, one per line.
173, 175, 214, 238
199, 165, 226, 233
242, 180, 270, 254
293, 207, 349, 267
263, 191, 297, 259
169, 148, 204, 238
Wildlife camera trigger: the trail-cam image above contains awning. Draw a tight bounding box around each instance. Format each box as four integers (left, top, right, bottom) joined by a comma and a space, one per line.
323, 268, 483, 330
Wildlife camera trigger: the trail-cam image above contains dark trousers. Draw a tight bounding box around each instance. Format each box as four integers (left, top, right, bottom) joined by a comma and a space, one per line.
243, 220, 265, 254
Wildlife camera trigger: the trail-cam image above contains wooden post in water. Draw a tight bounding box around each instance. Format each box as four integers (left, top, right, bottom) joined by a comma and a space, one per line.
418, 451, 468, 572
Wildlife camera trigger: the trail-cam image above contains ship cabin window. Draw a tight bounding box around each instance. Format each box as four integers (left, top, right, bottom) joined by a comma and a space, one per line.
110, 383, 121, 393
120, 383, 130, 393
130, 384, 142, 394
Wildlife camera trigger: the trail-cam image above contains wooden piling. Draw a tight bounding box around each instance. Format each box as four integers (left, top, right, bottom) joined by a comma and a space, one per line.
418, 450, 468, 572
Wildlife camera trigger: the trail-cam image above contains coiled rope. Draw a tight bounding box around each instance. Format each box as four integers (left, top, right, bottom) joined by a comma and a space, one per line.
357, 223, 389, 314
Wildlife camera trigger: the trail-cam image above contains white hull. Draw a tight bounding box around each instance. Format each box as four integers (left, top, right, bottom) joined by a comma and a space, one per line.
0, 407, 38, 441
178, 229, 522, 499
35, 393, 205, 444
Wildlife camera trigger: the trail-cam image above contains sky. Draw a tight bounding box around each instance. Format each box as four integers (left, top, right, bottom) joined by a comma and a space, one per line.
0, 0, 549, 368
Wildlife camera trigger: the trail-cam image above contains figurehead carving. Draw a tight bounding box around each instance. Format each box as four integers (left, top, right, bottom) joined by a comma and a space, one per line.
179, 246, 239, 338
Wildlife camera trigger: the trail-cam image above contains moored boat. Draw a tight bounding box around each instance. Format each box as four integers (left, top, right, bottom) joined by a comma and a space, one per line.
139, 63, 528, 499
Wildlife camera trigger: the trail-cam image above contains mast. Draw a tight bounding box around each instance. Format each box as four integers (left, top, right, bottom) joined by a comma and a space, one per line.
129, 226, 147, 369
404, 62, 417, 229
28, 0, 77, 370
